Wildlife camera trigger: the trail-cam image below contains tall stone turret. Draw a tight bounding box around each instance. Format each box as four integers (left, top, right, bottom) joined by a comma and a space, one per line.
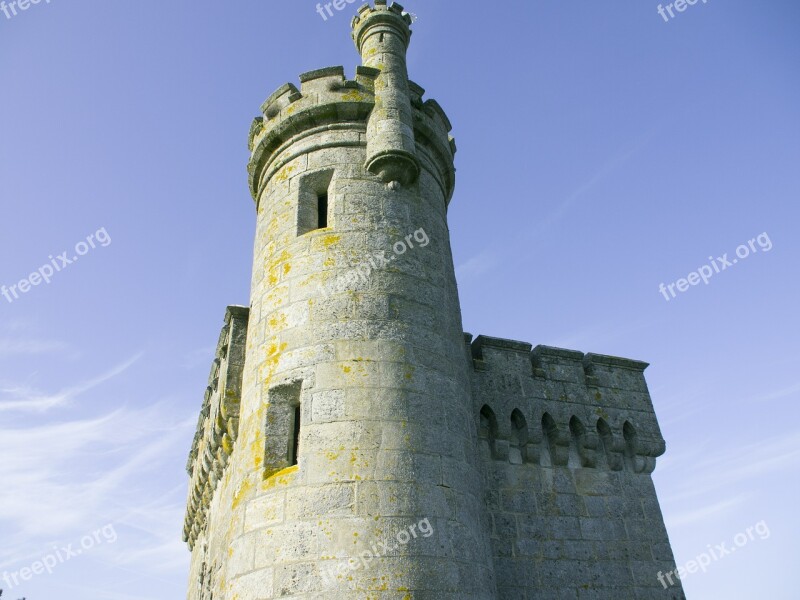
184, 1, 494, 598
184, 2, 685, 598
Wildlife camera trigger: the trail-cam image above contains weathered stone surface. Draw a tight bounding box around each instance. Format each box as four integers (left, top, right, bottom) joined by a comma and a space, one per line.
183, 2, 684, 599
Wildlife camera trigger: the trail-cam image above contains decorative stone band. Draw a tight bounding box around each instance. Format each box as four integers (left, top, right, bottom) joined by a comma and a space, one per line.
183, 306, 249, 550
467, 334, 666, 474
247, 67, 456, 206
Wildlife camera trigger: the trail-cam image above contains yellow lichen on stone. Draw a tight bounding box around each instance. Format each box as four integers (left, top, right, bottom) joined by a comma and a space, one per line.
342, 89, 366, 102
274, 165, 296, 182
266, 341, 288, 361
322, 234, 341, 247
267, 313, 288, 332
263, 464, 298, 488
251, 428, 264, 469
232, 478, 254, 510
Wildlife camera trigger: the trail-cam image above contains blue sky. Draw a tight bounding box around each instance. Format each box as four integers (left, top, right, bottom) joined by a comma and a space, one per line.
1, 1, 798, 598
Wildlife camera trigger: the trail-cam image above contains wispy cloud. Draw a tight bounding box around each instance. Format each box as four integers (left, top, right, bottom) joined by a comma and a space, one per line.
661, 430, 800, 506
0, 353, 143, 412
665, 495, 749, 528
753, 382, 800, 403
0, 401, 194, 571
180, 344, 216, 370
0, 346, 195, 597
531, 133, 654, 240
0, 338, 72, 359
455, 250, 500, 283
548, 317, 653, 353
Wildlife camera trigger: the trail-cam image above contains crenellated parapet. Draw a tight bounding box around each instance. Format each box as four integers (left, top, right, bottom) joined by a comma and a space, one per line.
183, 306, 249, 550
247, 65, 377, 203
467, 334, 666, 474
248, 69, 455, 205
247, 4, 457, 206
351, 0, 414, 32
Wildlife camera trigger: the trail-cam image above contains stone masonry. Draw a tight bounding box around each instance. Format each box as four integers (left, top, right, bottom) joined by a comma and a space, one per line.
183, 2, 686, 598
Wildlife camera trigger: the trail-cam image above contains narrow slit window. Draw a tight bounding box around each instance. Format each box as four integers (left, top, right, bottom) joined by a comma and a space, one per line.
297, 170, 334, 236
290, 404, 301, 466
263, 380, 303, 475
317, 194, 328, 230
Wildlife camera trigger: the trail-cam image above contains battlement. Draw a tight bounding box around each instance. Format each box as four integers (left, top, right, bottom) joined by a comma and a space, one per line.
352, 0, 413, 27
470, 335, 682, 599
247, 65, 375, 199
467, 334, 666, 473
183, 306, 249, 550
247, 67, 455, 201
351, 1, 413, 49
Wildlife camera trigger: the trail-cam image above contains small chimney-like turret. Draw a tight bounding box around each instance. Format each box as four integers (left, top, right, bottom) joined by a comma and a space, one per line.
352, 1, 419, 187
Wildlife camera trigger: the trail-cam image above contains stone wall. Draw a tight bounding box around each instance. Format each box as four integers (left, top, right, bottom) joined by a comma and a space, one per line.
468, 335, 685, 599
184, 306, 249, 599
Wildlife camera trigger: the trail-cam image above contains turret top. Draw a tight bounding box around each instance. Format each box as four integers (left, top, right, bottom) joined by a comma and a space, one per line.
351, 1, 413, 53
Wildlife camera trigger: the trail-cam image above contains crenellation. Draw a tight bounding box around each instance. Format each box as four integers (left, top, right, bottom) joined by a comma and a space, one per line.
250, 71, 455, 207
533, 345, 588, 385
584, 352, 651, 395
298, 66, 346, 85
354, 64, 381, 87
470, 332, 679, 596
468, 334, 670, 481
408, 80, 425, 107
352, 0, 414, 29
259, 82, 301, 120
183, 306, 249, 550
247, 117, 263, 152
422, 98, 453, 133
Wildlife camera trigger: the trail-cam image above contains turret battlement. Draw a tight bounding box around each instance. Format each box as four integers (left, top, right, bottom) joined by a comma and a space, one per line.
247, 66, 376, 199
467, 334, 666, 473
247, 68, 456, 203
351, 0, 414, 32
248, 1, 456, 204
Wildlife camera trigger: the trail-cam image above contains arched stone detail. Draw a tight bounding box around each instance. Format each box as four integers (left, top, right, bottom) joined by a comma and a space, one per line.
509, 408, 528, 465
569, 416, 598, 468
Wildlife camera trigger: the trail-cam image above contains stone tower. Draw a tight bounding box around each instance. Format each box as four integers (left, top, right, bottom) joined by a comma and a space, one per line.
183, 2, 686, 599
